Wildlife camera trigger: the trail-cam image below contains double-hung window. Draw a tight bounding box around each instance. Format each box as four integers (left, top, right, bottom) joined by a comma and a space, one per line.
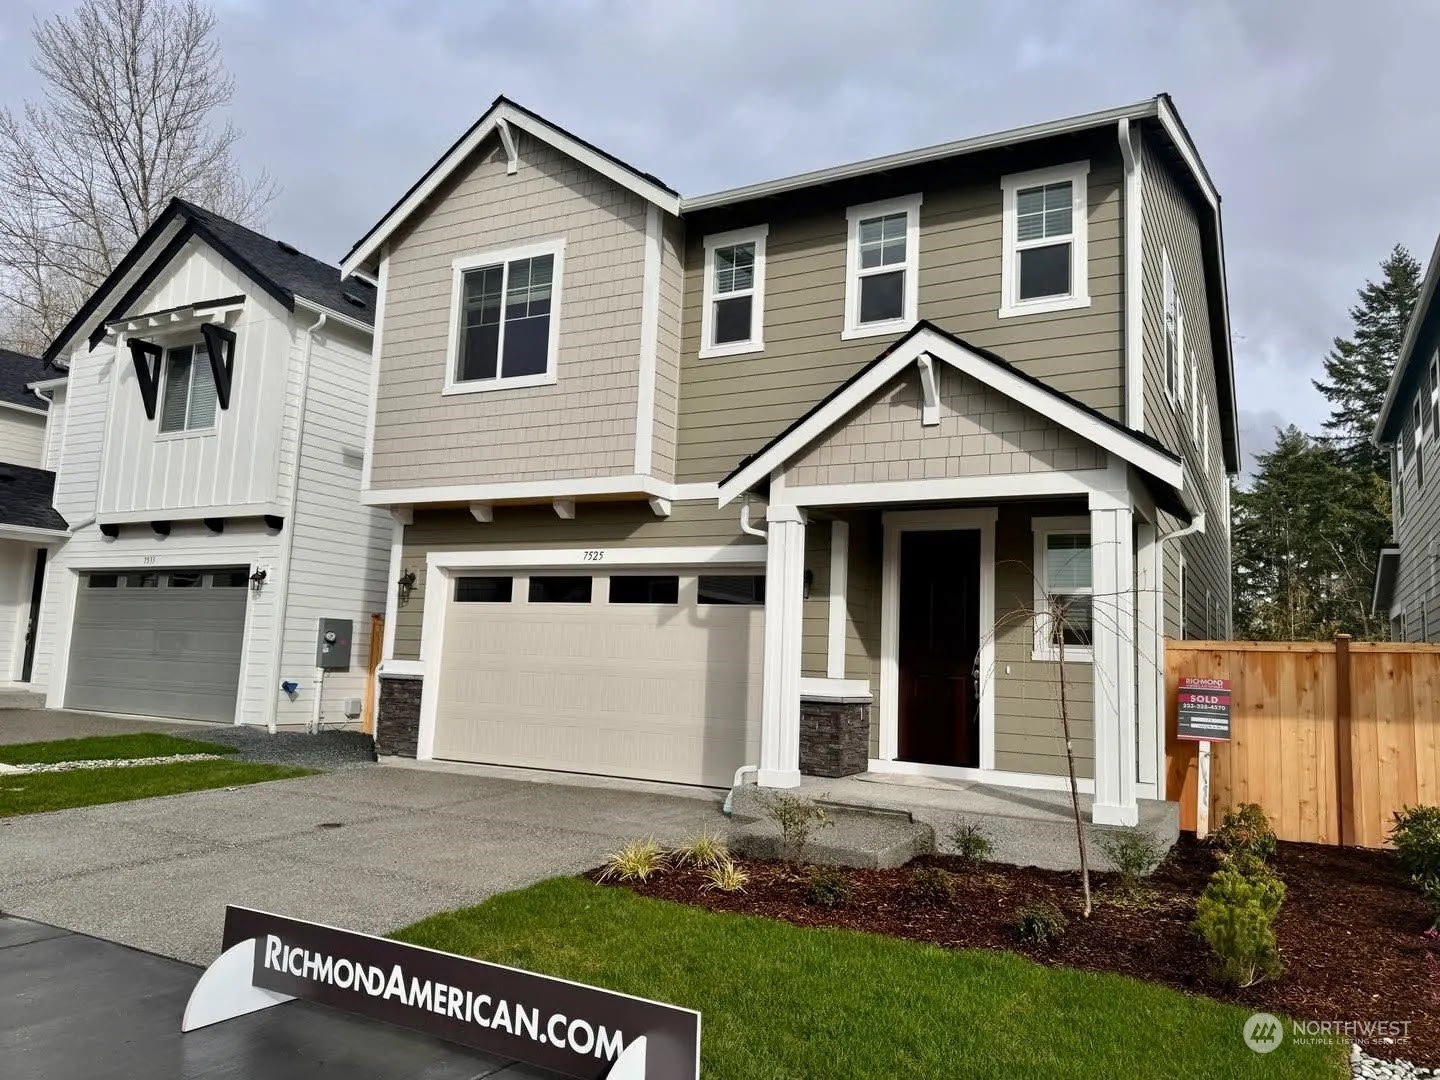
700, 225, 767, 358
1000, 161, 1090, 318
1032, 516, 1093, 661
447, 240, 564, 393
159, 342, 218, 434
842, 194, 921, 339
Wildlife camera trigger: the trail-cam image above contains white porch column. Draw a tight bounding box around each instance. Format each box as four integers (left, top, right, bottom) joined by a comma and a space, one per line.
1134, 521, 1164, 799
1089, 487, 1138, 825
758, 505, 806, 788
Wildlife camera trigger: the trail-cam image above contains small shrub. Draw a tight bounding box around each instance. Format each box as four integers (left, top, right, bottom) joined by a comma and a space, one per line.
908, 865, 957, 903
758, 791, 831, 863
804, 866, 853, 909
1210, 803, 1277, 864
700, 858, 748, 894
1390, 804, 1440, 927
597, 838, 667, 883
1100, 829, 1165, 895
948, 819, 995, 864
1224, 850, 1270, 880
672, 829, 730, 870
1012, 902, 1068, 946
1193, 866, 1286, 987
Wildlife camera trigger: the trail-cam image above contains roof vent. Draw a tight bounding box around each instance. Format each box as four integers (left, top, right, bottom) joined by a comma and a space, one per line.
342, 291, 367, 308
276, 240, 300, 256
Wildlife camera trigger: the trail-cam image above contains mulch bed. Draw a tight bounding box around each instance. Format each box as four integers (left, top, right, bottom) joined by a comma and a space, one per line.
592, 837, 1440, 1067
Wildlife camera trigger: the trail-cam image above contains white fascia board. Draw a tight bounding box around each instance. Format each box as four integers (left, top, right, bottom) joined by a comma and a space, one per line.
292, 296, 374, 338
0, 523, 70, 542
95, 502, 287, 525
342, 102, 680, 277
1377, 233, 1440, 444
716, 328, 1183, 506
362, 474, 713, 508
27, 376, 68, 394
57, 216, 188, 359
426, 544, 765, 572
783, 470, 1113, 508
0, 399, 47, 418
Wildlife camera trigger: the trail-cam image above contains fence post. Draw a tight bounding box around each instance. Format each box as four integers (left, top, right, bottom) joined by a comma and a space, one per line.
1334, 633, 1354, 847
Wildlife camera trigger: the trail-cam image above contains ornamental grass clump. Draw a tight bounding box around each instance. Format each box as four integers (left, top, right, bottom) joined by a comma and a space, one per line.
597, 838, 667, 883
1193, 863, 1286, 988
700, 858, 749, 894
947, 819, 995, 864
1390, 804, 1440, 928
671, 829, 730, 870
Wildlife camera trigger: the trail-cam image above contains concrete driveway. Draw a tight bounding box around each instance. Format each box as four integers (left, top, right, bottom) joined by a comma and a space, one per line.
0, 763, 724, 965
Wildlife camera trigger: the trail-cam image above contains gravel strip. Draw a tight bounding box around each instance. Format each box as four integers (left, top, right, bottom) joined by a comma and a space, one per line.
181, 727, 378, 771
6, 753, 222, 774
1353, 1044, 1437, 1078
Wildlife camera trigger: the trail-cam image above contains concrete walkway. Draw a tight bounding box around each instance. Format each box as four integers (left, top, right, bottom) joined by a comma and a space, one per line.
0, 765, 724, 965
0, 707, 194, 743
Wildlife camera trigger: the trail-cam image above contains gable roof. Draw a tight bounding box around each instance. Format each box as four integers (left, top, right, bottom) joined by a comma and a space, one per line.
0, 349, 49, 412
340, 96, 682, 276
716, 320, 1185, 508
1374, 232, 1440, 444
0, 462, 66, 533
44, 198, 375, 365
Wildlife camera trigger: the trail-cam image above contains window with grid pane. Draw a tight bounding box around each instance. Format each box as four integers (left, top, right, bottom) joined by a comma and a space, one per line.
1000, 162, 1089, 319
712, 242, 756, 345
1014, 181, 1073, 300
1043, 532, 1093, 647
856, 212, 908, 324
843, 195, 920, 338
455, 252, 556, 385
159, 342, 218, 433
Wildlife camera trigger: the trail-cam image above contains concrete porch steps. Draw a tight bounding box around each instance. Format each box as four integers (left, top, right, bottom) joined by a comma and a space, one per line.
727, 775, 1180, 872
0, 689, 46, 710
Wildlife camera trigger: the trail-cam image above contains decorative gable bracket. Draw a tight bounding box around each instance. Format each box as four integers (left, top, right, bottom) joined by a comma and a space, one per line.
126, 338, 164, 420
916, 353, 940, 427
199, 323, 237, 410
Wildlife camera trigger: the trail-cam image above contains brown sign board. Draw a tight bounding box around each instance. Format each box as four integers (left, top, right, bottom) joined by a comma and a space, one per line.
1176, 677, 1231, 742
218, 906, 700, 1079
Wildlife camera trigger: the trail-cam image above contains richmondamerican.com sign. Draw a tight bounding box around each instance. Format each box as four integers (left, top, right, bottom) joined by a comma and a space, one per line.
184, 906, 700, 1079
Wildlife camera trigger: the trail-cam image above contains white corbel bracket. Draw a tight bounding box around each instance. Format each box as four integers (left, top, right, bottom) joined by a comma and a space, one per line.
648, 496, 672, 518
917, 353, 939, 427
553, 498, 576, 520
496, 117, 518, 175
469, 502, 493, 523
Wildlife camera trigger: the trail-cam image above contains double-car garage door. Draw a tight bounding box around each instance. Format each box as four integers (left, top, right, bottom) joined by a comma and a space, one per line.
432, 569, 765, 787
66, 567, 249, 722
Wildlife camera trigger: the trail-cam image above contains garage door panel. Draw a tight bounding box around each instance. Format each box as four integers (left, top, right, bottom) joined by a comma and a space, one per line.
432, 578, 763, 787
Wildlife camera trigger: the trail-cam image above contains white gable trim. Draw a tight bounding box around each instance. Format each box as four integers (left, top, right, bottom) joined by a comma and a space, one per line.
716, 327, 1183, 506
342, 102, 681, 277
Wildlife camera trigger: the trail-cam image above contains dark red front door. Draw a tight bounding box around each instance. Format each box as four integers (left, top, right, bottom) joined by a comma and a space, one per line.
897, 529, 981, 768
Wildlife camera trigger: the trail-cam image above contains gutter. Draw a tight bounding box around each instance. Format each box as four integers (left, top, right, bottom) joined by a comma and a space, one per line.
263, 311, 326, 734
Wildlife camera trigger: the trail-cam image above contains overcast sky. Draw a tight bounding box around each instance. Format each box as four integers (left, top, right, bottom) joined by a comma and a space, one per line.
2, 0, 1436, 474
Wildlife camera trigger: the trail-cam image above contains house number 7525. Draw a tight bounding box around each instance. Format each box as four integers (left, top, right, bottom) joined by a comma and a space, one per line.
582, 550, 604, 561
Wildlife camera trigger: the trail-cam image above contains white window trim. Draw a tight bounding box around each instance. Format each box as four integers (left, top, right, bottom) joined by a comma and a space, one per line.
1162, 248, 1178, 400
842, 193, 922, 340
699, 224, 768, 359
999, 160, 1091, 319
157, 341, 217, 438
1032, 514, 1094, 663
443, 238, 565, 396
1189, 353, 1199, 440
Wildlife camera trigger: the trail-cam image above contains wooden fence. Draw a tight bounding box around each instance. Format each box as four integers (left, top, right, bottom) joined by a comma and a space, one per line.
360, 613, 384, 735
1165, 637, 1440, 847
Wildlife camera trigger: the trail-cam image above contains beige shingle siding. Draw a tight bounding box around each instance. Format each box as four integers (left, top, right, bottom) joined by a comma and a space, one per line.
391, 502, 759, 660
782, 365, 1104, 488
1139, 134, 1231, 639
675, 143, 1125, 484
1390, 396, 1439, 639
370, 129, 648, 491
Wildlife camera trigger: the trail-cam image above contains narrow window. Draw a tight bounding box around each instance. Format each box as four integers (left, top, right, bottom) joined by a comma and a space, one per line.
1032, 517, 1093, 660
527, 575, 592, 603
700, 226, 767, 357
129, 572, 160, 588
1418, 442, 1426, 490
1000, 162, 1090, 318
697, 575, 765, 605
166, 571, 203, 588
1190, 354, 1199, 440
843, 195, 921, 338
450, 242, 563, 390
455, 576, 514, 603
609, 575, 680, 604
87, 573, 120, 588
1414, 398, 1424, 442
159, 342, 218, 433
1431, 352, 1439, 430
1162, 250, 1178, 398
210, 569, 249, 588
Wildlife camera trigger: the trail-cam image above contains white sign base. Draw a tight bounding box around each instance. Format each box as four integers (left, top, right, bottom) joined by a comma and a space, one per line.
182, 937, 294, 1032
1195, 739, 1212, 839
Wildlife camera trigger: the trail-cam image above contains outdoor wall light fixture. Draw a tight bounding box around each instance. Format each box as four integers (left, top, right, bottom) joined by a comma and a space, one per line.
249, 567, 268, 591
803, 569, 814, 599
397, 570, 417, 604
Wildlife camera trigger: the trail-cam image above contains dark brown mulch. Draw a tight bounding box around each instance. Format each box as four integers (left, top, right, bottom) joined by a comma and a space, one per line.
593, 836, 1440, 1067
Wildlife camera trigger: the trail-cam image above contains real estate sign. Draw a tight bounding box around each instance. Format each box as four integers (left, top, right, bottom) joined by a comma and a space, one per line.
183, 905, 700, 1080
1176, 677, 1231, 742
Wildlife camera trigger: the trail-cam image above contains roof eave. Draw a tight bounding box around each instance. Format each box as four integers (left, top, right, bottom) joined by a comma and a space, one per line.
1375, 233, 1440, 445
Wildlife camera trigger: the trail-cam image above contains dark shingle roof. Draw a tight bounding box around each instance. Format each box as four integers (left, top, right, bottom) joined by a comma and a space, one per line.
0, 462, 66, 532
0, 348, 51, 410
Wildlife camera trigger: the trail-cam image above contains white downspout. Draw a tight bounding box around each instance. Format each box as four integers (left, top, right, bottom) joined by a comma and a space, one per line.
725, 496, 768, 814
1118, 117, 1145, 433
263, 311, 326, 734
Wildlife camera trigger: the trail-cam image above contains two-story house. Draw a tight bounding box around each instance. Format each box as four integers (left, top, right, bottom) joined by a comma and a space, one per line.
1374, 233, 1440, 638
350, 95, 1236, 826
0, 349, 66, 685
25, 198, 392, 729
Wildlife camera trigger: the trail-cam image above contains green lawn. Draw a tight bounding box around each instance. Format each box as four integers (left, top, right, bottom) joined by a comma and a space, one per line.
0, 760, 314, 816
0, 732, 235, 766
394, 878, 1343, 1080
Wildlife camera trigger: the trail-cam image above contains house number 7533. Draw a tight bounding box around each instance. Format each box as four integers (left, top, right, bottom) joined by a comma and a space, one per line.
582, 550, 604, 561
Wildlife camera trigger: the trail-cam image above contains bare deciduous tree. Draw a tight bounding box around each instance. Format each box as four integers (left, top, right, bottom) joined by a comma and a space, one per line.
0, 0, 276, 354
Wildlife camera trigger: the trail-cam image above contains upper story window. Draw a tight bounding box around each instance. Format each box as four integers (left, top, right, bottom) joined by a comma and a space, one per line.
446, 239, 564, 394
1189, 354, 1199, 441
842, 194, 921, 340
159, 342, 218, 434
999, 161, 1090, 319
1431, 352, 1440, 430
1162, 249, 1179, 399
700, 225, 767, 358
1414, 398, 1424, 443
1032, 516, 1093, 662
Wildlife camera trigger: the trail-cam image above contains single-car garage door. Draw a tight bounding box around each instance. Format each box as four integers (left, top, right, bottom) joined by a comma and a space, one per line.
66, 567, 250, 722
432, 570, 764, 787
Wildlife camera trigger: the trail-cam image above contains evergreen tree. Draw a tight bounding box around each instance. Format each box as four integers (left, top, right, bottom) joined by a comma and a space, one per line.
1313, 245, 1422, 475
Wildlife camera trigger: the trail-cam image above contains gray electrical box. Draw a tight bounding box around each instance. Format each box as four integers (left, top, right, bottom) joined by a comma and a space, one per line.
315, 618, 353, 670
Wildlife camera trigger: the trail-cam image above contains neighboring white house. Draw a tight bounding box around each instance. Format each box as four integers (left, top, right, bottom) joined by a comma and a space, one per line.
25, 198, 390, 730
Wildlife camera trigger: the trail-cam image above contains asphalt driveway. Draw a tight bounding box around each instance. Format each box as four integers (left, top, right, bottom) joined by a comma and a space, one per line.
0, 762, 724, 965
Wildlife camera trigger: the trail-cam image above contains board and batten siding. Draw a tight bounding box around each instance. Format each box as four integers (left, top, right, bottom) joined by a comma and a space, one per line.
371, 129, 655, 491
0, 408, 45, 468
391, 502, 763, 660
675, 142, 1125, 484
274, 322, 392, 727
95, 239, 293, 517
42, 386, 66, 471
1138, 134, 1231, 640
